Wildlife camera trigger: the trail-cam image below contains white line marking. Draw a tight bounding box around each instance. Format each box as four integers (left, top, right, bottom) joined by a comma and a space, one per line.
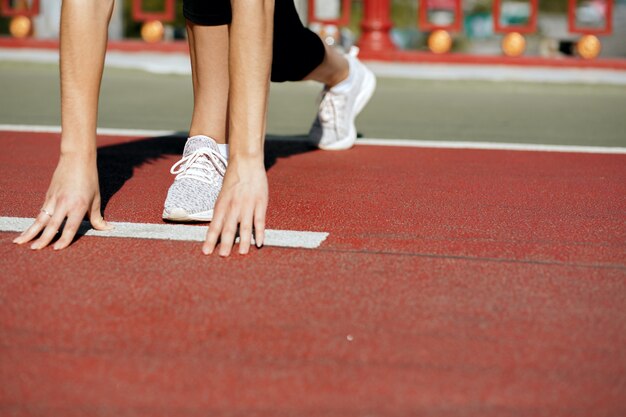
0, 217, 329, 249
0, 124, 177, 137
1, 124, 625, 154
365, 61, 626, 86
358, 138, 626, 154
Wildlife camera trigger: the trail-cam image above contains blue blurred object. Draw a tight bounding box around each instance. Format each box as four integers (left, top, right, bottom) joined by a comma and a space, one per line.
465, 12, 494, 39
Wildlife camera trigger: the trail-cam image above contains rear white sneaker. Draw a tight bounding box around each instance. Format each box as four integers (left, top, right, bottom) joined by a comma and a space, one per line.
162, 135, 227, 222
308, 47, 377, 150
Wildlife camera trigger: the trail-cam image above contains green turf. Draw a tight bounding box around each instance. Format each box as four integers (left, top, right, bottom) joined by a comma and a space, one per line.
1, 61, 625, 146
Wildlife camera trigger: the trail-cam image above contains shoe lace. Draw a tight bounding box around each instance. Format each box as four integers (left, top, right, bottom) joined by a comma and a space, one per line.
170, 148, 227, 185
316, 48, 359, 133
318, 90, 347, 133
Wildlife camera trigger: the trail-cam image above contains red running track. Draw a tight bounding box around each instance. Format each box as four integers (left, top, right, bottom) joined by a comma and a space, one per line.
0, 131, 625, 416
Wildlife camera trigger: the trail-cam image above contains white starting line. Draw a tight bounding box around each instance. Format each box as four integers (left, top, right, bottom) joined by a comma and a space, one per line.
0, 217, 329, 249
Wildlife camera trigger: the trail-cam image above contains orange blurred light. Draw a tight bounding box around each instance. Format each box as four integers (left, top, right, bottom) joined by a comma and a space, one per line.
9, 15, 32, 39
428, 30, 452, 55
141, 20, 164, 43
502, 32, 526, 57
577, 35, 602, 60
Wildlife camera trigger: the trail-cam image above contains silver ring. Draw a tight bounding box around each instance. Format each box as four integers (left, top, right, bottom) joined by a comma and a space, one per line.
41, 208, 53, 217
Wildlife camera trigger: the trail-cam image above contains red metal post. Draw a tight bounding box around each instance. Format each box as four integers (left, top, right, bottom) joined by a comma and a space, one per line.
358, 0, 396, 52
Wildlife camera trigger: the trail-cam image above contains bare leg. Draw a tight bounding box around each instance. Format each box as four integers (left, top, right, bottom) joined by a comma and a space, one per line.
303, 43, 349, 88
203, 0, 274, 256
60, 0, 114, 153
162, 22, 232, 223
186, 22, 230, 143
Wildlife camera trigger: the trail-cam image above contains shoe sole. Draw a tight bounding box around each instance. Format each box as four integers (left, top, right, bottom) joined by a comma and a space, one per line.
162, 207, 214, 222
318, 65, 377, 151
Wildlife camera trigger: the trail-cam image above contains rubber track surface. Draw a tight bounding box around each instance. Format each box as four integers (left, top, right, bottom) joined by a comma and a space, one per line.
1, 132, 625, 416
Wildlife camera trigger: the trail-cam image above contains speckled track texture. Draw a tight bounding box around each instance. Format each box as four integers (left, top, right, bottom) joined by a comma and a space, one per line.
1, 131, 625, 417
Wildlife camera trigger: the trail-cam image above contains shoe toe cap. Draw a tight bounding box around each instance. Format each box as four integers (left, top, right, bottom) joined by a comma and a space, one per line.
162, 207, 190, 221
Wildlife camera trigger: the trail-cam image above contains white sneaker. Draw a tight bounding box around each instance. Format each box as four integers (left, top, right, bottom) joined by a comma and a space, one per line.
162, 135, 227, 222
308, 47, 376, 150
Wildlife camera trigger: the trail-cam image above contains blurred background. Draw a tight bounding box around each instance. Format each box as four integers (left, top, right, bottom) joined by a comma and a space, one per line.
1, 0, 625, 59
1, 1, 625, 146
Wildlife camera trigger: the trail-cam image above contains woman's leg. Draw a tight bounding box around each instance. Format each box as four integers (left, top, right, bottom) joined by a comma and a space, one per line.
203, 0, 274, 257
303, 43, 349, 87
14, 0, 116, 250
163, 3, 232, 222
162, 22, 231, 223
186, 23, 230, 143
269, 0, 375, 150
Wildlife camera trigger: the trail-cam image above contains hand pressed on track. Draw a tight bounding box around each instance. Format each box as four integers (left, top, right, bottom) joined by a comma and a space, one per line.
13, 154, 112, 250
203, 155, 268, 257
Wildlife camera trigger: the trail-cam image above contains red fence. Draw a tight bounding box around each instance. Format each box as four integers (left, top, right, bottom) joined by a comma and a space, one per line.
132, 0, 175, 22
1, 0, 38, 17
307, 0, 615, 59
0, 0, 616, 60
417, 0, 463, 32
568, 0, 613, 35
493, 0, 538, 34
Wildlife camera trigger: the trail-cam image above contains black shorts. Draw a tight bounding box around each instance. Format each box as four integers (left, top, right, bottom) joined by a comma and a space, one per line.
182, 0, 325, 82
183, 0, 232, 26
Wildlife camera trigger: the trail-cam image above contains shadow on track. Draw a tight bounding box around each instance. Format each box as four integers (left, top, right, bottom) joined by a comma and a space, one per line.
96, 133, 317, 212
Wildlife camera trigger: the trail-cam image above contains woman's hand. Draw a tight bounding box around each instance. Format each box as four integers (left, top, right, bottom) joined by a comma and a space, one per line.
13, 153, 111, 250
203, 155, 268, 256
